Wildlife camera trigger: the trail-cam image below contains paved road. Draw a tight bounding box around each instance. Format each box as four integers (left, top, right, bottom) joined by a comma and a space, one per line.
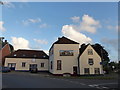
2, 72, 119, 89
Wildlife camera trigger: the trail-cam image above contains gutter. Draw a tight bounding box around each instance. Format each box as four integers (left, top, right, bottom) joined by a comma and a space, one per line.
77, 54, 80, 75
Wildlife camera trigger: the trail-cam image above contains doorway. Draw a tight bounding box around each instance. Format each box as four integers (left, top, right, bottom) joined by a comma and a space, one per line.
73, 66, 78, 75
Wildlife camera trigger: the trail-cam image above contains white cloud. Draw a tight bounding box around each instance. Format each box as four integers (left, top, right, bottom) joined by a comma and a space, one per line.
62, 25, 92, 45
61, 14, 99, 44
39, 23, 48, 28
22, 18, 41, 25
3, 1, 15, 8
70, 16, 80, 23
107, 25, 118, 31
69, 15, 101, 34
11, 37, 30, 50
33, 39, 48, 45
72, 15, 100, 34
0, 21, 6, 32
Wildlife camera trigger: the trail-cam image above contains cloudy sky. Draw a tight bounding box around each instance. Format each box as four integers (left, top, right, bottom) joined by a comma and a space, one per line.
0, 2, 118, 62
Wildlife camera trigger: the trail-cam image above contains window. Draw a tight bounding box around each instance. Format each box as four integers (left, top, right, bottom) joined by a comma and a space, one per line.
84, 68, 90, 74
14, 54, 17, 56
41, 63, 44, 67
88, 49, 93, 55
23, 54, 26, 57
60, 50, 74, 56
88, 58, 94, 65
51, 61, 53, 69
8, 63, 16, 67
43, 55, 46, 58
34, 55, 37, 57
22, 62, 26, 67
57, 60, 62, 70
94, 68, 100, 74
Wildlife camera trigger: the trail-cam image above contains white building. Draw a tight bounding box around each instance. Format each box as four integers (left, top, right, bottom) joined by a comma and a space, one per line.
4, 49, 49, 72
49, 36, 79, 75
49, 36, 103, 75
78, 44, 104, 75
4, 36, 104, 75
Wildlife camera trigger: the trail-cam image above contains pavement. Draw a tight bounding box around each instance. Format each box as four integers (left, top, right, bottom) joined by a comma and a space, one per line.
2, 72, 119, 89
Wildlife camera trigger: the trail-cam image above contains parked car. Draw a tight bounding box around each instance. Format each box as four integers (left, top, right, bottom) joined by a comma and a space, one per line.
30, 67, 38, 73
2, 67, 11, 73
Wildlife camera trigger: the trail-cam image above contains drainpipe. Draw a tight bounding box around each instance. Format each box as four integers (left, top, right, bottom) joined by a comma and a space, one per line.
77, 54, 80, 75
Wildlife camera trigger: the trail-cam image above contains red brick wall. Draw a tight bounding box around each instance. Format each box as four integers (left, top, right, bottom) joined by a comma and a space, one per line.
0, 44, 11, 66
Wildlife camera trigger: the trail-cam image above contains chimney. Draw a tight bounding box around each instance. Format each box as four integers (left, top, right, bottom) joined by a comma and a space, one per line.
5, 40, 8, 44
0, 37, 4, 42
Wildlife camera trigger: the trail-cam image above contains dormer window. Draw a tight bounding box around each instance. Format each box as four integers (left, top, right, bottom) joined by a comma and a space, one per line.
88, 49, 93, 55
34, 55, 37, 57
14, 54, 17, 56
23, 54, 26, 57
43, 55, 46, 58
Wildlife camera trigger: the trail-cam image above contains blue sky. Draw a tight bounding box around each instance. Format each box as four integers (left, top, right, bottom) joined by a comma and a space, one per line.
0, 2, 118, 62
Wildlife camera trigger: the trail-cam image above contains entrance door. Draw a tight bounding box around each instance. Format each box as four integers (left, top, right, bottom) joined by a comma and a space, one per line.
73, 66, 78, 75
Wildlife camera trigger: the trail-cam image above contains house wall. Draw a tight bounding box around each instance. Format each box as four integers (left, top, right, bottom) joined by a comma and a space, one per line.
0, 44, 11, 66
4, 58, 48, 71
49, 44, 79, 75
79, 45, 103, 75
49, 47, 54, 73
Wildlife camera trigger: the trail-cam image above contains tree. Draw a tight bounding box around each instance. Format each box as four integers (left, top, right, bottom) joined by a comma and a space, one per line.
92, 43, 110, 73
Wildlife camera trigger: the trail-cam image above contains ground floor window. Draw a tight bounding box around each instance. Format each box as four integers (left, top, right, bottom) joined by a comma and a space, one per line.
8, 63, 16, 70
84, 68, 90, 74
41, 63, 44, 67
8, 63, 16, 67
57, 60, 62, 70
94, 68, 100, 74
22, 62, 26, 67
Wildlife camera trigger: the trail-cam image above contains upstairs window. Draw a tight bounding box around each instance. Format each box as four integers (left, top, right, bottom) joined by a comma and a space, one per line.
34, 55, 37, 57
14, 54, 17, 56
60, 50, 74, 56
23, 54, 26, 57
88, 49, 93, 55
22, 62, 26, 67
41, 63, 44, 67
88, 58, 94, 65
43, 55, 46, 58
57, 60, 62, 70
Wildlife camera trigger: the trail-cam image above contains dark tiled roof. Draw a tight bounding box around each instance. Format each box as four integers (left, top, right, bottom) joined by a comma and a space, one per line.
54, 36, 79, 44
79, 44, 101, 57
6, 49, 49, 59
49, 36, 79, 51
79, 44, 89, 56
